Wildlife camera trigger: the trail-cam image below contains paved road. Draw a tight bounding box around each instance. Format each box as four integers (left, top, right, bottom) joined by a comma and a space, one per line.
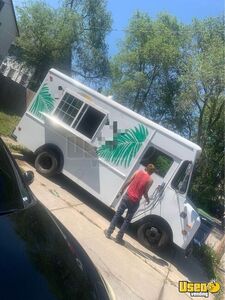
17, 157, 212, 300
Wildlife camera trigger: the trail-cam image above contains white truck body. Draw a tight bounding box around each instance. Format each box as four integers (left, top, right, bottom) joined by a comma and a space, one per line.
14, 68, 201, 250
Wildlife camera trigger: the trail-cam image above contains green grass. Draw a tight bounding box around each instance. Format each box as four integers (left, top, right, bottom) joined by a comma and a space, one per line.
193, 244, 219, 278
0, 111, 20, 136
193, 244, 224, 300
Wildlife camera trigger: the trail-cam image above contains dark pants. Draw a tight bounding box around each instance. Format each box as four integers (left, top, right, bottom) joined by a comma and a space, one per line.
107, 194, 139, 239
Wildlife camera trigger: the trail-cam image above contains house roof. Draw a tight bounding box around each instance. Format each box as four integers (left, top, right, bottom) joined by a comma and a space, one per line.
10, 0, 19, 36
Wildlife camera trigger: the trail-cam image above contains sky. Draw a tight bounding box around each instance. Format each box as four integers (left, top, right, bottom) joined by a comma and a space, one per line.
106, 0, 223, 55
14, 0, 224, 55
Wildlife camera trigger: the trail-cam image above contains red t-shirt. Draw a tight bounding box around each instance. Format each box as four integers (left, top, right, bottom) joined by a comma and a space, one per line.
127, 170, 150, 203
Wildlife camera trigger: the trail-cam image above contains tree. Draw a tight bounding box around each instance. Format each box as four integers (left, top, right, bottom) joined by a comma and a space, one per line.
15, 0, 112, 90
16, 1, 79, 90
177, 17, 225, 215
110, 13, 224, 217
110, 12, 185, 131
69, 0, 112, 87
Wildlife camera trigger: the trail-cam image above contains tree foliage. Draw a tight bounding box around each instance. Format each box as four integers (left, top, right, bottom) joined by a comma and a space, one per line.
16, 1, 79, 90
110, 13, 224, 217
15, 0, 112, 90
110, 12, 186, 130
179, 17, 225, 214
69, 0, 112, 87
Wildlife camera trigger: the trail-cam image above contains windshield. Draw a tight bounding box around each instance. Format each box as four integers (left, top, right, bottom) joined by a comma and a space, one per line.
0, 141, 24, 212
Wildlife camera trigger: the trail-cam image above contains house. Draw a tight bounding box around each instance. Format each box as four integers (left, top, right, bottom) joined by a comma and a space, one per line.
0, 0, 19, 63
0, 56, 34, 87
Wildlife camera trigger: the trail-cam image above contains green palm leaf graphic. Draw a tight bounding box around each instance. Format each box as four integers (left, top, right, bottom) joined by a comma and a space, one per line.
97, 124, 149, 168
29, 84, 55, 119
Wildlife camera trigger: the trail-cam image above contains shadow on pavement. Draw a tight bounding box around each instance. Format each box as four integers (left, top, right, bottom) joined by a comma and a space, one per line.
16, 155, 211, 283
124, 241, 169, 267
160, 245, 210, 282
104, 235, 169, 267
52, 172, 211, 283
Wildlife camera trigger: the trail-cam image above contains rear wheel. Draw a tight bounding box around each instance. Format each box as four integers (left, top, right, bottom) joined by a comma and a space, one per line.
137, 218, 171, 250
35, 150, 59, 177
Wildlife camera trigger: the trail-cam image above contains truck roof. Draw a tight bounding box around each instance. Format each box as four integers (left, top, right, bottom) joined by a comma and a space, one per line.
50, 69, 202, 155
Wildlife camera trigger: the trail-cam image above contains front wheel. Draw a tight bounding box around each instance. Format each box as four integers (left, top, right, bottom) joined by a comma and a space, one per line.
35, 150, 59, 177
137, 219, 171, 250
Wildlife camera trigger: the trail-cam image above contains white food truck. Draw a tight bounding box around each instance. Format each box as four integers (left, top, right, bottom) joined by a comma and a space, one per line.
13, 68, 201, 251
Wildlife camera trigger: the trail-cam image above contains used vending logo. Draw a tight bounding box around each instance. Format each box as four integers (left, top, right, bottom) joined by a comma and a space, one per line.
178, 280, 221, 297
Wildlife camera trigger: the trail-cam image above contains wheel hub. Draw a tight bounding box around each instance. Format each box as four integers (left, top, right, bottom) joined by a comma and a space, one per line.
145, 226, 161, 244
39, 155, 52, 170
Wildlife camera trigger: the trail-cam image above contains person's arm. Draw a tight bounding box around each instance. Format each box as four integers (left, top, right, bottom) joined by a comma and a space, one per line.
143, 178, 153, 203
119, 171, 137, 195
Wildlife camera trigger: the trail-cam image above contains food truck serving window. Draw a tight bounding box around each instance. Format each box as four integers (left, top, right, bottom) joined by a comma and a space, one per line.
54, 92, 106, 139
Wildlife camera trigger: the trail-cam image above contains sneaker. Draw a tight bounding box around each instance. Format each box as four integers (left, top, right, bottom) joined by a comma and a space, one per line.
104, 229, 111, 239
115, 237, 125, 246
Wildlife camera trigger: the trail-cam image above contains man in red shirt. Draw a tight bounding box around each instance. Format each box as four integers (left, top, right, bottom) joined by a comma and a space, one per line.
104, 164, 155, 245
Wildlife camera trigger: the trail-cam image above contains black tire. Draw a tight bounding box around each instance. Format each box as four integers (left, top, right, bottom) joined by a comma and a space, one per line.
35, 150, 58, 177
137, 218, 171, 250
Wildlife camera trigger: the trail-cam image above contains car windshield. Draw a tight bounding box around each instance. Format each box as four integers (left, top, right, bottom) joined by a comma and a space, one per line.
0, 142, 24, 212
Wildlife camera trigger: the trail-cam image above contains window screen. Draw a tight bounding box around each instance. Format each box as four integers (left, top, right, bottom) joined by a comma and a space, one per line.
54, 92, 106, 139
140, 147, 173, 177
54, 93, 83, 126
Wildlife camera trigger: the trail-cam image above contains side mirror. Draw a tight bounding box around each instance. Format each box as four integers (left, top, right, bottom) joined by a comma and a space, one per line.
23, 170, 34, 185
